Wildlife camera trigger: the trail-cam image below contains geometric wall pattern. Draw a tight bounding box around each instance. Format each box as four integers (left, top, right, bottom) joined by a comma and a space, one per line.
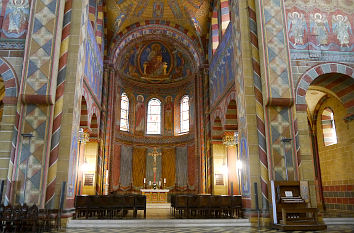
258, 0, 297, 183
259, 0, 293, 100
9, 0, 65, 207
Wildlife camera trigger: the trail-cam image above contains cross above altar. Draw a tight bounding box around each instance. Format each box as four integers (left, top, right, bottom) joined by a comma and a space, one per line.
148, 147, 161, 183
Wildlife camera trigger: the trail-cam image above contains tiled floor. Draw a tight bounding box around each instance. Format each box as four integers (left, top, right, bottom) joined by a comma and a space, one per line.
64, 225, 354, 233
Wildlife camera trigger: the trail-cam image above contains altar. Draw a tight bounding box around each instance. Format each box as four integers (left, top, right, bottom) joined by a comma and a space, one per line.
141, 189, 169, 203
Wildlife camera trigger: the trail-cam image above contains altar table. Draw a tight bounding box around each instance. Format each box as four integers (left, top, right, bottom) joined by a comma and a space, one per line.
140, 189, 169, 203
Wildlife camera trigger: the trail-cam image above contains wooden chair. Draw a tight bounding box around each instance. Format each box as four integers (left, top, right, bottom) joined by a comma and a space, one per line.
231, 195, 242, 218
134, 195, 146, 218
170, 194, 176, 215
74, 196, 88, 219
175, 195, 188, 218
187, 195, 198, 218
38, 209, 48, 232
47, 209, 60, 231
219, 195, 232, 218
3, 205, 13, 232
197, 195, 211, 218
27, 205, 38, 233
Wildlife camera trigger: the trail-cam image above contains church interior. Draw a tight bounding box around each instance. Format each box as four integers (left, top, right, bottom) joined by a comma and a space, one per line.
0, 0, 353, 231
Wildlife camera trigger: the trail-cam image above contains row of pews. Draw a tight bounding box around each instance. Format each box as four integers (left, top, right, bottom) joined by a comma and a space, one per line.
171, 194, 242, 218
74, 194, 146, 219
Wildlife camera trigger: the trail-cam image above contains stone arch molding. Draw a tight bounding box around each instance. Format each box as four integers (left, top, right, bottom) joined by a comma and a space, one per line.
296, 62, 354, 105
0, 57, 19, 104
296, 62, 354, 120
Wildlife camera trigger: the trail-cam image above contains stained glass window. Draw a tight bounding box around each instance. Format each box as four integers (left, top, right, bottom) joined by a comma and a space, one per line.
147, 98, 161, 134
120, 93, 129, 131
321, 108, 337, 146
180, 95, 189, 133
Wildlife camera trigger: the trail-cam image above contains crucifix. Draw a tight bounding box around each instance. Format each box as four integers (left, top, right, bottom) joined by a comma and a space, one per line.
148, 147, 161, 183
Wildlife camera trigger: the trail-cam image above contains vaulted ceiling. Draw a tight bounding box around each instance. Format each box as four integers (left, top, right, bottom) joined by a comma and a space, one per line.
106, 0, 211, 44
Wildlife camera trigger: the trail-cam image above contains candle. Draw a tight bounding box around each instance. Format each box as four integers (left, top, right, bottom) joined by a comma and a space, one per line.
144, 178, 146, 184
164, 178, 166, 183
159, 181, 161, 186
149, 181, 151, 185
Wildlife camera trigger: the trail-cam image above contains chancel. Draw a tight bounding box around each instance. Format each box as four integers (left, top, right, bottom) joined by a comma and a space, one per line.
0, 0, 353, 231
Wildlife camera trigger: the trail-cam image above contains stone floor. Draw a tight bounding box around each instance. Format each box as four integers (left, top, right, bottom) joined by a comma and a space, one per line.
63, 225, 354, 233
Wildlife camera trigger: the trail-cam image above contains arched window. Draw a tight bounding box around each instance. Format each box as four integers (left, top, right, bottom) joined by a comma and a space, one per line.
120, 93, 129, 131
147, 98, 161, 134
321, 108, 337, 146
180, 95, 190, 133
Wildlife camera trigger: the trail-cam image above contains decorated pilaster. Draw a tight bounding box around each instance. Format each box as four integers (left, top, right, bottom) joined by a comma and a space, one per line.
7, 0, 65, 207
256, 0, 317, 207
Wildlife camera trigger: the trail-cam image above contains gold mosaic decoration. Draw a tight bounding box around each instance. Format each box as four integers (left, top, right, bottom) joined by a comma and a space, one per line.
106, 0, 210, 42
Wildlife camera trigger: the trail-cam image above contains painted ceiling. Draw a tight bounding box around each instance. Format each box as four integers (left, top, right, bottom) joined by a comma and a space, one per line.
117, 39, 196, 84
106, 0, 211, 43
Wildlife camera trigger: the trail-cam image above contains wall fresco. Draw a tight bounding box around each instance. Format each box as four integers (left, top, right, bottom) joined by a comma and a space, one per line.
119, 40, 192, 83
84, 22, 103, 101
286, 6, 354, 62
0, 0, 30, 39
209, 25, 235, 108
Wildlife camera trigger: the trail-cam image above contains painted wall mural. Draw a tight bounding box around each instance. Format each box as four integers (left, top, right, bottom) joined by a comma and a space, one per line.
0, 0, 30, 39
84, 22, 103, 101
119, 40, 193, 83
139, 42, 172, 77
153, 1, 164, 18
135, 94, 145, 135
164, 96, 174, 135
286, 6, 354, 62
209, 25, 235, 108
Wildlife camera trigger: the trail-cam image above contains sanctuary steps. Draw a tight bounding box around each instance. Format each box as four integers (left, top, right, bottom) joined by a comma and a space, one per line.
67, 219, 251, 228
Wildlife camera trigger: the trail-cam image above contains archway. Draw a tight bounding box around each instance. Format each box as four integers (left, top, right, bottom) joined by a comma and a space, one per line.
224, 100, 240, 196
76, 97, 90, 196
301, 70, 354, 216
81, 114, 99, 195
211, 116, 226, 195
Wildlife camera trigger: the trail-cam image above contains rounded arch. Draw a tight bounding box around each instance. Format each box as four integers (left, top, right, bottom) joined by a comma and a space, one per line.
211, 116, 223, 143
90, 113, 98, 138
80, 96, 89, 128
109, 22, 203, 69
0, 57, 19, 104
224, 99, 237, 131
296, 63, 353, 105
296, 63, 354, 118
